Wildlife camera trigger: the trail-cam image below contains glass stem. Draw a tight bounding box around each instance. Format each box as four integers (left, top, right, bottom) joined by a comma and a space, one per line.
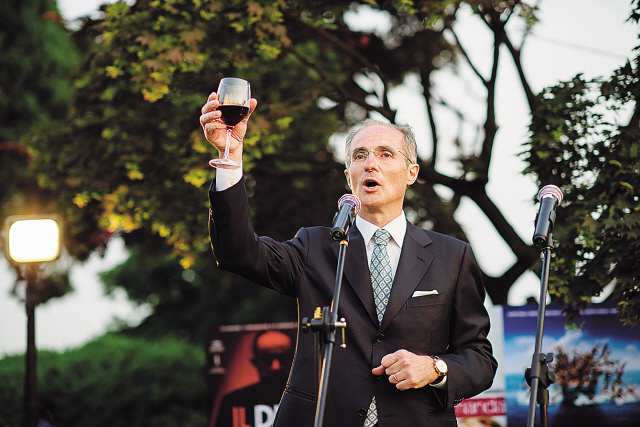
223, 127, 232, 160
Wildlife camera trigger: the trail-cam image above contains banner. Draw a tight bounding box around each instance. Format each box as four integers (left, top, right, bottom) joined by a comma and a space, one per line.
503, 303, 640, 427
206, 322, 297, 427
455, 304, 507, 427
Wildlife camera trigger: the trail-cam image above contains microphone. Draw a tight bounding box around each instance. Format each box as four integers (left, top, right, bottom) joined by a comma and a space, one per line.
331, 194, 361, 241
532, 185, 564, 247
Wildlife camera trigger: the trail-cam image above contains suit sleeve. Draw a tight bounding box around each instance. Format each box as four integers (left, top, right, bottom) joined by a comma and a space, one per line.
208, 177, 306, 297
438, 243, 497, 408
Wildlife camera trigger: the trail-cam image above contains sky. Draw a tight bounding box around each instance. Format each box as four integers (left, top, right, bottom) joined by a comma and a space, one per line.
1, 0, 639, 358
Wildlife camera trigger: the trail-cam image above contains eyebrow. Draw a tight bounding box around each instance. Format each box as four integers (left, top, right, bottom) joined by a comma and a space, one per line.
350, 145, 397, 152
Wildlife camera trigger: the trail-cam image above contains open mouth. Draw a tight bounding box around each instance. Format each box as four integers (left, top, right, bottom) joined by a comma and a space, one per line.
364, 178, 380, 189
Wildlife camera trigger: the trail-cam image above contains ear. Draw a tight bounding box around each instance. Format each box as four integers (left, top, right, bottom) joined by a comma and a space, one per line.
344, 169, 352, 189
406, 163, 419, 186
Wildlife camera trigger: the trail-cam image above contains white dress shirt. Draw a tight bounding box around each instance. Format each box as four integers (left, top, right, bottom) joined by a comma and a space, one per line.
215, 165, 244, 190
355, 213, 406, 279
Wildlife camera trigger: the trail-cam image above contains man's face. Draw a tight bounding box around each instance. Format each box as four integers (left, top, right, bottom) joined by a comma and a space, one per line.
252, 331, 294, 382
344, 125, 419, 223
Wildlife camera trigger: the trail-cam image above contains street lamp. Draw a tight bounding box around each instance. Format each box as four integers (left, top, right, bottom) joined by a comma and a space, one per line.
4, 215, 62, 427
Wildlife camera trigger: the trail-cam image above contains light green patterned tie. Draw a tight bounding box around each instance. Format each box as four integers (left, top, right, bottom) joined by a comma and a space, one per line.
364, 229, 393, 427
370, 229, 392, 324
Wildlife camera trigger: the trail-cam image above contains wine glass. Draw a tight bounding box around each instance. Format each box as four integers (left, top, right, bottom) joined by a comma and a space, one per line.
208, 77, 251, 169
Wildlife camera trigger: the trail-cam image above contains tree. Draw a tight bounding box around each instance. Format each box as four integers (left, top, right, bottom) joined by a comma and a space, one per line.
0, 0, 77, 143
524, 76, 640, 324
0, 0, 78, 308
0, 0, 78, 220
99, 243, 297, 341
0, 334, 207, 426
0, 0, 79, 230
523, 3, 640, 325
22, 0, 546, 311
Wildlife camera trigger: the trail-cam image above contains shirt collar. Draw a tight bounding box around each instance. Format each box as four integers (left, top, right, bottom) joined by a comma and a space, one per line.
356, 211, 407, 248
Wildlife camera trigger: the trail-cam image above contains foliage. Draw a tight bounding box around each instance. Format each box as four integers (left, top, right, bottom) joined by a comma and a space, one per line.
16, 0, 550, 319
100, 244, 297, 341
26, 0, 350, 265
523, 60, 640, 324
0, 0, 78, 306
0, 0, 78, 218
0, 0, 79, 224
0, 334, 207, 427
0, 0, 78, 143
9, 264, 72, 306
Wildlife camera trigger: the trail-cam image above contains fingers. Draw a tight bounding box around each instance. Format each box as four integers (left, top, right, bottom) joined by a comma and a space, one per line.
372, 350, 432, 391
199, 93, 257, 158
201, 92, 219, 115
372, 351, 405, 389
200, 93, 220, 131
379, 350, 403, 371
390, 373, 402, 384
371, 365, 386, 376
390, 371, 409, 390
248, 98, 258, 114
199, 94, 258, 130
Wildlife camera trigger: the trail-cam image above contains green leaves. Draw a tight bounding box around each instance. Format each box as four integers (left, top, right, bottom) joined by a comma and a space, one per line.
0, 335, 207, 426
524, 62, 640, 325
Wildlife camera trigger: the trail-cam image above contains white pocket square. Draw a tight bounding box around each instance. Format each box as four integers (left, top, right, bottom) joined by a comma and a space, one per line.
412, 290, 439, 297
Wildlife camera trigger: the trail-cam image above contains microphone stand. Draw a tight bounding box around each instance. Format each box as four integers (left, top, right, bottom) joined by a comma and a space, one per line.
525, 232, 556, 427
301, 233, 349, 427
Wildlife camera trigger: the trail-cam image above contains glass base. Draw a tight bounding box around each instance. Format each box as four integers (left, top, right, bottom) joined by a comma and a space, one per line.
209, 158, 241, 169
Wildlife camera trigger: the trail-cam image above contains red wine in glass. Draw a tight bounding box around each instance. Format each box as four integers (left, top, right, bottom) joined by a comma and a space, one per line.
209, 78, 251, 169
218, 105, 250, 127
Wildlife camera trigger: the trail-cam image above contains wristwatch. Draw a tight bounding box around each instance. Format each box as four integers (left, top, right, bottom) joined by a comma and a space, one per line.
432, 356, 448, 383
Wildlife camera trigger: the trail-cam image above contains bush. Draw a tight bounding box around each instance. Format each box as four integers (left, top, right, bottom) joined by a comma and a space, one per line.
0, 334, 207, 427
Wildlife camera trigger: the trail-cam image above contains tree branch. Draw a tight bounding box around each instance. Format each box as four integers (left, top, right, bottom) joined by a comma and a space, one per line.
288, 47, 396, 121
284, 10, 392, 90
420, 70, 440, 164
447, 27, 487, 84
503, 32, 537, 110
419, 164, 539, 265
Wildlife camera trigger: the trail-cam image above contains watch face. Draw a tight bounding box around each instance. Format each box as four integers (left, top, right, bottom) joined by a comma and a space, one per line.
435, 359, 448, 374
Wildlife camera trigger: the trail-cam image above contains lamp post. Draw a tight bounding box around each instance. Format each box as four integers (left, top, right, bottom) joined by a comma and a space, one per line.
4, 215, 62, 427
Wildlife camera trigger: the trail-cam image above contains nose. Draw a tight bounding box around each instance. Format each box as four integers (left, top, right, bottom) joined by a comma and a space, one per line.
270, 358, 282, 371
363, 151, 379, 170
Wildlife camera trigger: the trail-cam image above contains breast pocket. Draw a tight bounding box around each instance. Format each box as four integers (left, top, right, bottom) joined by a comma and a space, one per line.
406, 292, 447, 307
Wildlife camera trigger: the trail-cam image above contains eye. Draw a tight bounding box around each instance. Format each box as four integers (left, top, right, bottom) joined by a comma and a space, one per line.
352, 151, 367, 161
378, 149, 394, 159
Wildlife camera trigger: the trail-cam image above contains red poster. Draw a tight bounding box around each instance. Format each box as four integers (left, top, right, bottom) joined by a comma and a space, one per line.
206, 323, 297, 427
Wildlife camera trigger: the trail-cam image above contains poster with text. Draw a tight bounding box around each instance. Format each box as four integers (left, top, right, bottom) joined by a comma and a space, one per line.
206, 322, 297, 427
503, 303, 640, 427
455, 304, 507, 427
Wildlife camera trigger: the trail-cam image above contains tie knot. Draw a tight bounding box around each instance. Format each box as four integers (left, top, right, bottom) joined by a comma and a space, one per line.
374, 229, 391, 246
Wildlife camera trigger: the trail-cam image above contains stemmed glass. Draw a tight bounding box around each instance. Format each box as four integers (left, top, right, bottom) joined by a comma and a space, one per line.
208, 77, 251, 169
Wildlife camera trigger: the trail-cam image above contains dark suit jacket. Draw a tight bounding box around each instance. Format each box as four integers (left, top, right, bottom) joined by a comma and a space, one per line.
209, 178, 497, 427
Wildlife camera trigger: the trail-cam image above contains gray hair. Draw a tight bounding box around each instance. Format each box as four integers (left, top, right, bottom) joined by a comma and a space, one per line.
345, 119, 418, 166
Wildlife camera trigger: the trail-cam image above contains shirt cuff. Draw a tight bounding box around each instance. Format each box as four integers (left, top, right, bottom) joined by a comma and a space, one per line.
430, 374, 447, 389
215, 165, 243, 191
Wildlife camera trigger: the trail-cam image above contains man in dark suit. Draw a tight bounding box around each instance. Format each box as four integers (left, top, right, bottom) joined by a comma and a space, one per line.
200, 92, 497, 427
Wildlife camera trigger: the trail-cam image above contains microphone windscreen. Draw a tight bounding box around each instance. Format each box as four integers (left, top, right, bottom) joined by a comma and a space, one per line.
537, 185, 563, 204
337, 194, 361, 214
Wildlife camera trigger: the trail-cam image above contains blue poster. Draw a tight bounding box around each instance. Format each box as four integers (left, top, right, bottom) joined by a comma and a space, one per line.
503, 303, 640, 427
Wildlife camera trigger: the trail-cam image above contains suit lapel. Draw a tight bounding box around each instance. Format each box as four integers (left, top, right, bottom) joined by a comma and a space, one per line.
380, 222, 434, 331
332, 226, 378, 325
